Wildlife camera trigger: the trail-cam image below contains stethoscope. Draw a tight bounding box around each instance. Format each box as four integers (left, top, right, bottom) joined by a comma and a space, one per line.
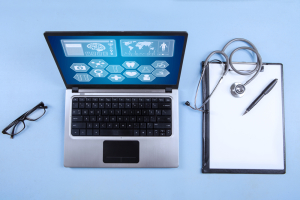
185, 38, 263, 112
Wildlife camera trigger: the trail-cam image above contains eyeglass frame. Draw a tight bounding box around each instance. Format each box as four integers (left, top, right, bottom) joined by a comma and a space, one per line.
2, 102, 48, 139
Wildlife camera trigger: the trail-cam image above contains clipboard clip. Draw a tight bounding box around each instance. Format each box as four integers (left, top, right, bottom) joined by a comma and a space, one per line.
228, 65, 264, 72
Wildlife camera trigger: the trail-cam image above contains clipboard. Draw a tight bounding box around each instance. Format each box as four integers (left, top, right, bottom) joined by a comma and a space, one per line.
202, 62, 285, 174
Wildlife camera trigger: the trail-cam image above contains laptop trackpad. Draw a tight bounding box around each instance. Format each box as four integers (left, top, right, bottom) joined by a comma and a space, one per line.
103, 141, 139, 163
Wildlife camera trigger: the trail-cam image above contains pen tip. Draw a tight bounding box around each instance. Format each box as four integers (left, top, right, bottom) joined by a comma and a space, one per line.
242, 111, 248, 116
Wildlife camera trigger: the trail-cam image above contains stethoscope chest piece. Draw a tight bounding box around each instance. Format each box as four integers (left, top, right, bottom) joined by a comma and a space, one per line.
230, 82, 246, 98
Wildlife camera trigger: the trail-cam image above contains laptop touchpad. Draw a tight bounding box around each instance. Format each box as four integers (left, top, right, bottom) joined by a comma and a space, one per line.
103, 141, 139, 163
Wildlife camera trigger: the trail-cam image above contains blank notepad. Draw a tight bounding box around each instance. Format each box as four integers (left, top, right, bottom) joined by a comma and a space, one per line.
202, 63, 285, 174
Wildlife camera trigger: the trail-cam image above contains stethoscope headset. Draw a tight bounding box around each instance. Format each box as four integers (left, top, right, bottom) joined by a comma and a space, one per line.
185, 38, 263, 112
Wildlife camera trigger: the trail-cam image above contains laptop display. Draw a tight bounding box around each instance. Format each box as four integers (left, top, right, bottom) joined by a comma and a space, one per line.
47, 35, 186, 85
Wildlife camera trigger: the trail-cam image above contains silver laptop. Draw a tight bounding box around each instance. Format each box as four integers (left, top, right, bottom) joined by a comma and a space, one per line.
44, 31, 188, 167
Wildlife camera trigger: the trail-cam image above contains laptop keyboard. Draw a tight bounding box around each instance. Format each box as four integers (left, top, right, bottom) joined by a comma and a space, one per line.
71, 97, 172, 137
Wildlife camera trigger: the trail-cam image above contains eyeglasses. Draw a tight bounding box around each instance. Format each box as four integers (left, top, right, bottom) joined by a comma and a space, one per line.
2, 102, 48, 139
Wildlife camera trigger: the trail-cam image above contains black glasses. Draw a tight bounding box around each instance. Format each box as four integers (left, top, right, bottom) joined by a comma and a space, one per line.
2, 102, 48, 139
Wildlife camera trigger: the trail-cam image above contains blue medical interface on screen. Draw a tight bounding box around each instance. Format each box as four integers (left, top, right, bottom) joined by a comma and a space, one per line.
48, 35, 185, 85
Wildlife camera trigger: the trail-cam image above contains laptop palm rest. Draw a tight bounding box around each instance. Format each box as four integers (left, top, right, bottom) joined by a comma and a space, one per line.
103, 141, 139, 163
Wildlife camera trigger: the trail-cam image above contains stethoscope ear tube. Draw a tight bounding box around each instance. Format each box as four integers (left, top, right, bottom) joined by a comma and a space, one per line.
186, 38, 263, 112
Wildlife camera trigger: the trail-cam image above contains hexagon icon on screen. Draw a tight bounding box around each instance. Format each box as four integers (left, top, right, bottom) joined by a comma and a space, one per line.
152, 61, 169, 69
122, 61, 139, 69
108, 74, 125, 82
152, 69, 170, 77
123, 70, 140, 78
138, 74, 156, 82
88, 59, 108, 68
137, 65, 154, 73
106, 65, 124, 73
70, 63, 89, 72
89, 69, 109, 78
73, 73, 93, 82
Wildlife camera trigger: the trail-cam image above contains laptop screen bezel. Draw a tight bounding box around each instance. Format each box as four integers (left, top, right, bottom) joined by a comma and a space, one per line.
44, 31, 188, 90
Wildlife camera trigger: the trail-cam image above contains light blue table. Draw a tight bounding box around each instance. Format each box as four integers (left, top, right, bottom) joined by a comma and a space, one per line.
1, 0, 299, 199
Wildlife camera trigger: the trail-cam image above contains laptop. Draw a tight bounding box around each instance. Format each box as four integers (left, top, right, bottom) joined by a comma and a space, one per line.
44, 31, 188, 168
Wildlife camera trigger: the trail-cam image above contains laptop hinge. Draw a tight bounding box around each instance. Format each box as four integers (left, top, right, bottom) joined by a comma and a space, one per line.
165, 87, 172, 93
72, 87, 79, 93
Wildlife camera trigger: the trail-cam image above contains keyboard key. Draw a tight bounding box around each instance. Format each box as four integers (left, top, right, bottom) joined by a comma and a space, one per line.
93, 123, 99, 128
148, 110, 154, 115
84, 116, 89, 121
135, 110, 141, 115
139, 103, 144, 108
100, 123, 106, 128
127, 123, 133, 128
87, 129, 93, 136
155, 110, 161, 115
72, 109, 81, 115
140, 123, 146, 128
104, 117, 109, 122
152, 98, 158, 102
119, 98, 125, 102
145, 103, 151, 108
125, 103, 131, 108
99, 103, 105, 108
90, 116, 96, 122
110, 116, 116, 122
79, 103, 85, 108
102, 109, 108, 115
134, 130, 139, 136
158, 98, 164, 102
112, 103, 118, 108
159, 103, 171, 109
166, 129, 172, 136
82, 109, 88, 115
107, 123, 113, 128
72, 103, 78, 108
109, 109, 114, 115
72, 116, 83, 122
112, 98, 118, 102
132, 98, 138, 102
113, 123, 119, 128
120, 123, 126, 128
147, 123, 153, 128
71, 129, 79, 136
132, 103, 138, 108
140, 130, 146, 136
154, 129, 159, 136
80, 129, 86, 136
154, 123, 171, 129
86, 98, 91, 102
119, 103, 124, 108
97, 116, 103, 122
85, 103, 91, 108
79, 97, 85, 102
99, 98, 105, 102
157, 116, 171, 122
72, 97, 79, 102
138, 98, 144, 102
147, 130, 153, 136
152, 103, 158, 108
100, 129, 134, 136
134, 123, 139, 128
93, 129, 100, 136
165, 98, 171, 102
72, 123, 86, 129
89, 110, 95, 115
87, 123, 93, 129
105, 103, 111, 108
162, 110, 171, 116
96, 109, 101, 115
92, 103, 98, 108
145, 98, 151, 102
92, 98, 98, 102
125, 98, 131, 102
105, 98, 111, 102
115, 109, 121, 115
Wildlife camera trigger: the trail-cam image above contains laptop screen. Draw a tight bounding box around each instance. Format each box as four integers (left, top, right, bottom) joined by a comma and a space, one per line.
47, 34, 186, 86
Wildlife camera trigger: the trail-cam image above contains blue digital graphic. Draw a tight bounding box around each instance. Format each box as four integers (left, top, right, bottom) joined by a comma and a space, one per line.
106, 65, 124, 73
89, 69, 109, 78
108, 74, 125, 82
73, 73, 93, 82
88, 59, 109, 68
61, 40, 117, 57
70, 63, 90, 72
47, 35, 185, 85
122, 61, 139, 69
138, 74, 156, 82
123, 70, 140, 78
152, 60, 169, 68
120, 39, 175, 57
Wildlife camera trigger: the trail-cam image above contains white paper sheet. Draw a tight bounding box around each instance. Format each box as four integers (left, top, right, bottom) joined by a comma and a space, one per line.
208, 63, 284, 169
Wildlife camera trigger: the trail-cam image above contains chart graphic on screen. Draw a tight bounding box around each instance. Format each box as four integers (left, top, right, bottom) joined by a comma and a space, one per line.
120, 39, 175, 57
61, 40, 117, 57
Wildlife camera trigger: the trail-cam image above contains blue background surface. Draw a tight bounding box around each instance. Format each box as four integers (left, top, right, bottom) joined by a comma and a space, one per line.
0, 0, 299, 199
47, 35, 185, 85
